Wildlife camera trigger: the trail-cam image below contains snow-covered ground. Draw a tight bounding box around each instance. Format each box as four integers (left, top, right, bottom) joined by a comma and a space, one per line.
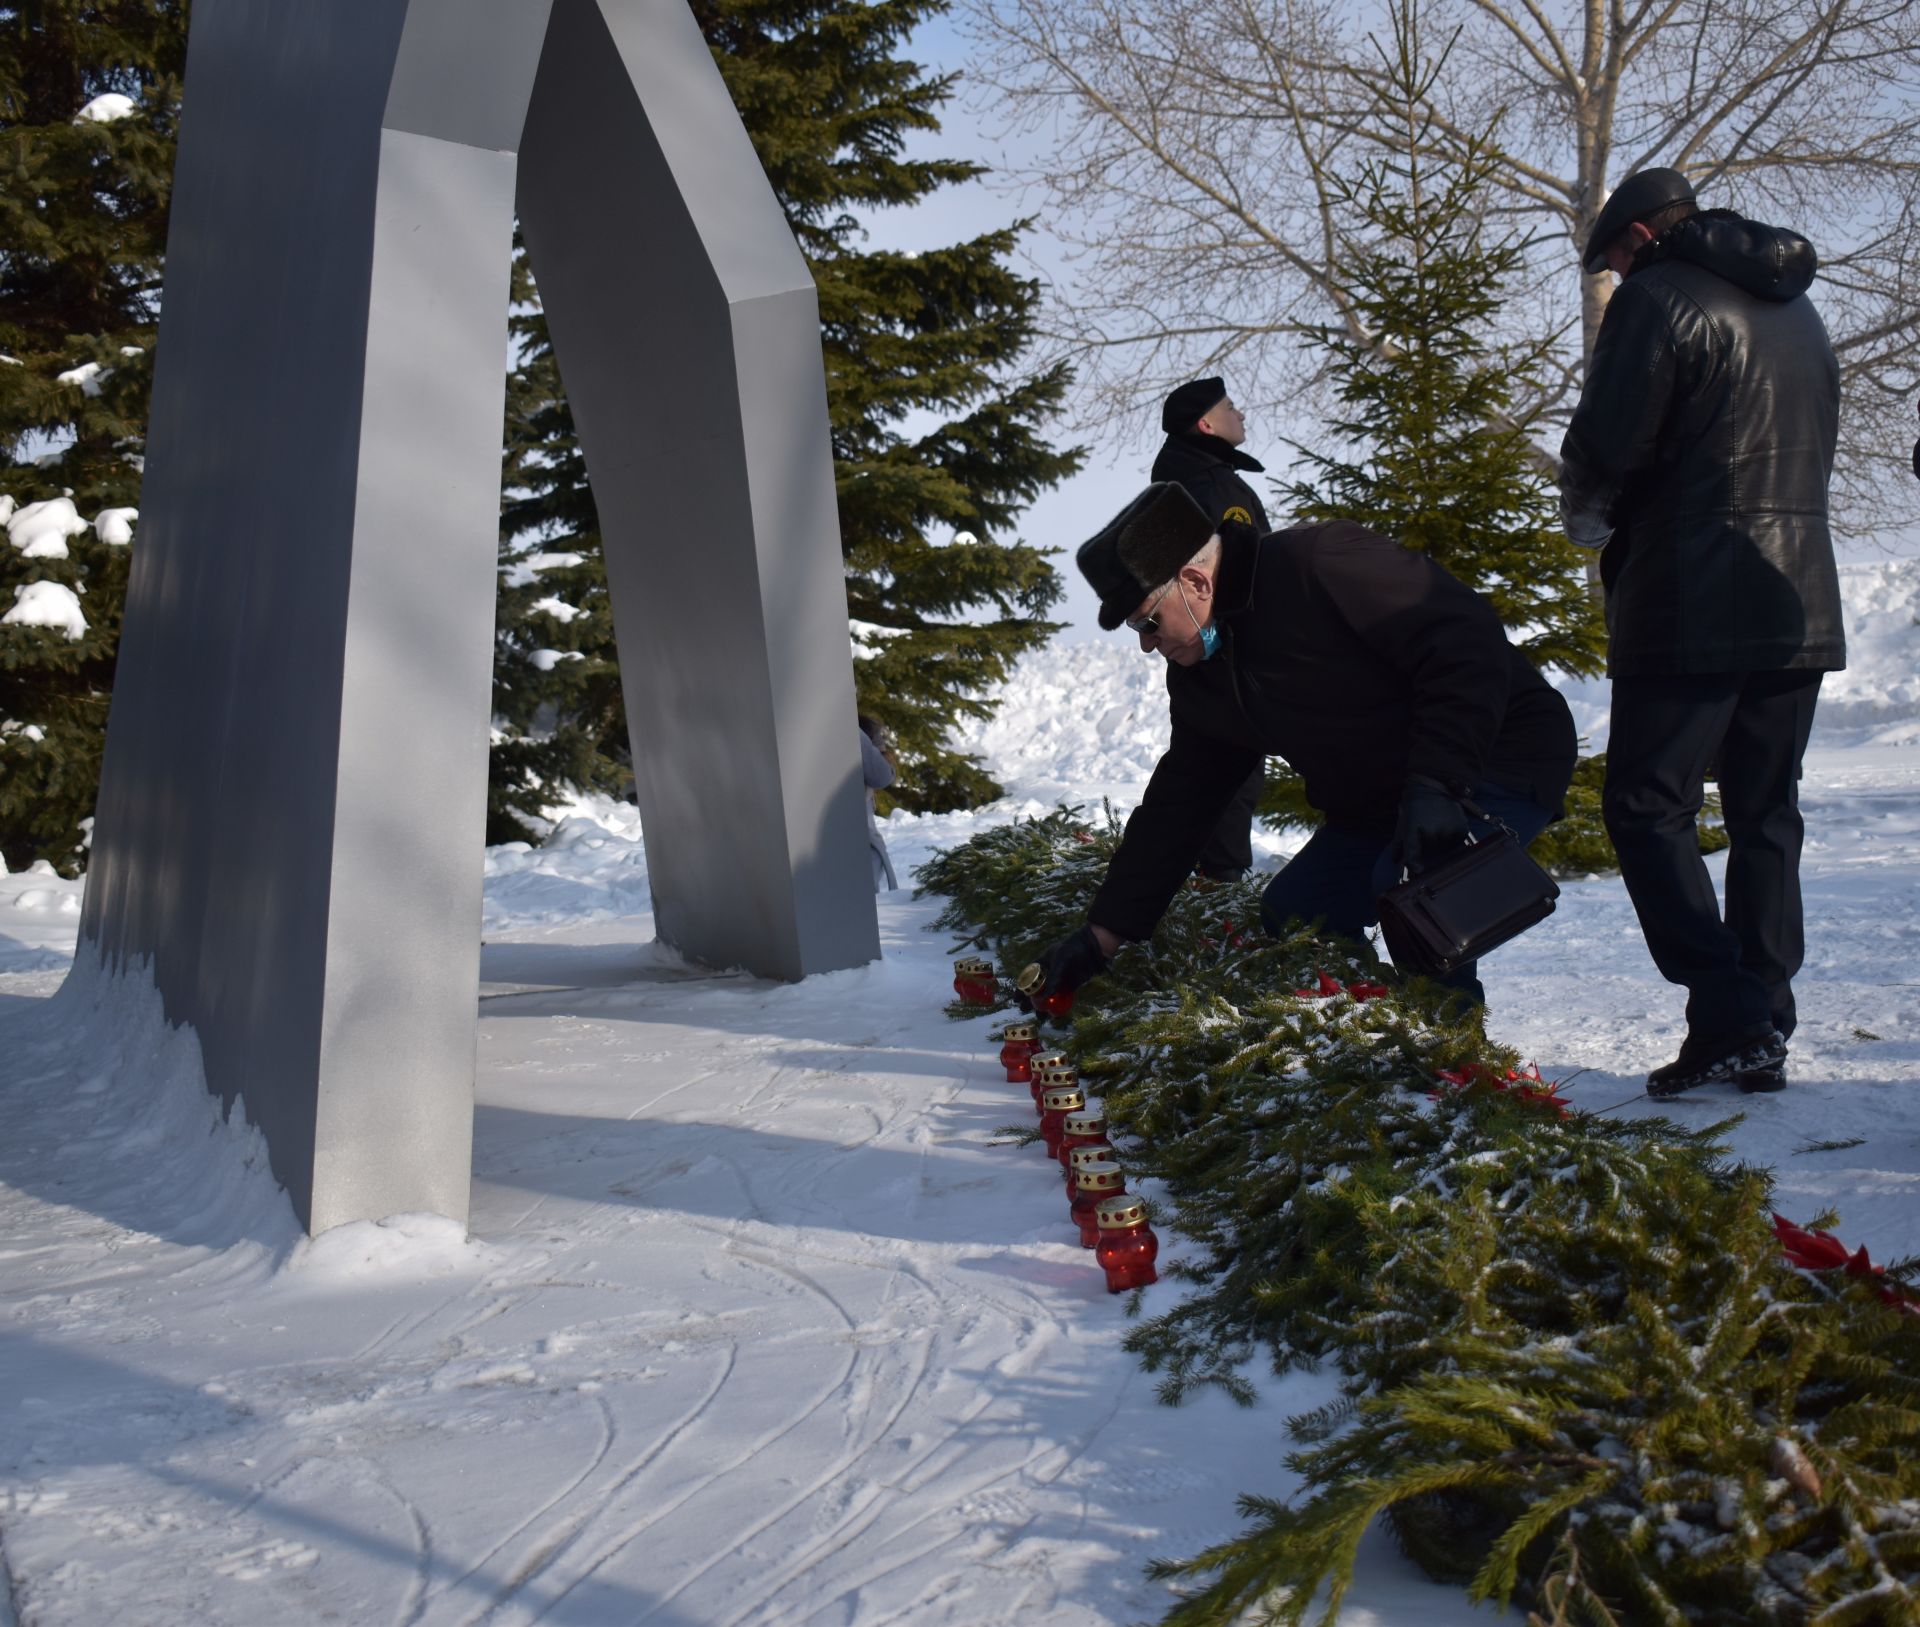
2, 560, 1918, 1625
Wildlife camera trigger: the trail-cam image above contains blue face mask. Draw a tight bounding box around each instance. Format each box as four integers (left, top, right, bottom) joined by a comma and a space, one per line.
1177, 581, 1221, 659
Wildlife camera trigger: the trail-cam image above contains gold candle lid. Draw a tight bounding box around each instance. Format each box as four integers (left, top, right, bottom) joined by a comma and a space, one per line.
1062, 1111, 1106, 1137
1075, 1160, 1123, 1194
1016, 963, 1044, 994
1096, 1194, 1148, 1229
1000, 1020, 1037, 1043
1040, 1084, 1086, 1113
955, 955, 993, 976
1068, 1142, 1115, 1173
1028, 1050, 1071, 1074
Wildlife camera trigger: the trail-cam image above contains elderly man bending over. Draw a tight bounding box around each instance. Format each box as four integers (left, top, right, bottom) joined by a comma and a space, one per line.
1026, 484, 1576, 1012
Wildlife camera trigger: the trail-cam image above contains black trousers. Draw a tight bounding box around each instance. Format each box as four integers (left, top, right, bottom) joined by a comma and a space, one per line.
1196, 763, 1264, 879
1603, 670, 1823, 1040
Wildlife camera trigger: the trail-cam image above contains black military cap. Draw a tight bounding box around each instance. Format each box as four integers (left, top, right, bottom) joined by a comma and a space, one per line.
1161, 376, 1228, 433
1078, 483, 1216, 631
1583, 168, 1697, 273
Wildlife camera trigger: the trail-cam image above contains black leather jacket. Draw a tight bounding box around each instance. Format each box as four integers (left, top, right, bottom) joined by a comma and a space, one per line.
1560, 211, 1845, 677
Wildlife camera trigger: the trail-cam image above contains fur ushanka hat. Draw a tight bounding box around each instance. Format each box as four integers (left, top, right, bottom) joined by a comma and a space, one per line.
1077, 483, 1216, 631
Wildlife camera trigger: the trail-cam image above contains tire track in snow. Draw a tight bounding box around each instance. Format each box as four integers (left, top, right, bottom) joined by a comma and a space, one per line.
699, 1326, 940, 1627
410, 1389, 614, 1624
737, 1309, 1087, 1623
703, 1261, 1014, 1624
620, 1243, 1067, 1627
515, 1242, 873, 1625
454, 1343, 741, 1627
363, 1461, 433, 1627
752, 1244, 1123, 1627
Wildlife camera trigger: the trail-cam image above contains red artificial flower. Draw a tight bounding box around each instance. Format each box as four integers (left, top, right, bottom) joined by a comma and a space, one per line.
1772, 1213, 1920, 1317
1430, 1061, 1569, 1118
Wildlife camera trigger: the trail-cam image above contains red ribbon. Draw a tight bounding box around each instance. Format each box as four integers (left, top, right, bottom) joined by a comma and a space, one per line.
1773, 1214, 1920, 1316
1430, 1061, 1569, 1118
1292, 970, 1388, 1001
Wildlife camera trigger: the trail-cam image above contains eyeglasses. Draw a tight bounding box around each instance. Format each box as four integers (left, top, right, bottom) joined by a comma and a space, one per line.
1125, 579, 1177, 635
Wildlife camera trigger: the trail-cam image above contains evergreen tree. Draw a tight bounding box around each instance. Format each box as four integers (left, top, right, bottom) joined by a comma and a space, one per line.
0, 1, 184, 873
491, 0, 1081, 839
1281, 13, 1604, 679
491, 244, 629, 843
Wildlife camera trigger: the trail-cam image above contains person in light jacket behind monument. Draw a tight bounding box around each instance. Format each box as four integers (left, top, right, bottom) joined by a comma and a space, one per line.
858, 716, 899, 893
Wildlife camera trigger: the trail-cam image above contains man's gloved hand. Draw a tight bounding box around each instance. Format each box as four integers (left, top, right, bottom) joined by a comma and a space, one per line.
1020, 924, 1110, 1009
1394, 775, 1470, 874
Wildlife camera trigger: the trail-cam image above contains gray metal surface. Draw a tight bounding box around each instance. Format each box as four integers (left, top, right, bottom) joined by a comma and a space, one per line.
82, 0, 878, 1234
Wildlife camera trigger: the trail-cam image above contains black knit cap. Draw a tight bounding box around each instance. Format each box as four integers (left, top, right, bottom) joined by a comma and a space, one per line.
1161, 376, 1228, 433
1077, 483, 1217, 631
1583, 168, 1696, 273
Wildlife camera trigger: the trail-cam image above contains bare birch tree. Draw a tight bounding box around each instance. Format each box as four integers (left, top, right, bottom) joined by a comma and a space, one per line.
967, 0, 1920, 535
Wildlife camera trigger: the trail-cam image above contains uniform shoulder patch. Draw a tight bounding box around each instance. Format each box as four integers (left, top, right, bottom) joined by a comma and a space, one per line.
1220, 505, 1253, 525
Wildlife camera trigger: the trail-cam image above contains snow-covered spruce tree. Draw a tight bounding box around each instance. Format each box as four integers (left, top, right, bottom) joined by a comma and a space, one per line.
0, 1, 184, 874
491, 0, 1081, 837
490, 242, 628, 844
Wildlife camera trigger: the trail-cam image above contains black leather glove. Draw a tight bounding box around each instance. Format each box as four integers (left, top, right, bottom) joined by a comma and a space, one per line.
1394, 775, 1470, 874
1022, 924, 1109, 1007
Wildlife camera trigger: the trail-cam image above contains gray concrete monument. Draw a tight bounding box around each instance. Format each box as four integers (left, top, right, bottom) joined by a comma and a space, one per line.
81, 0, 880, 1234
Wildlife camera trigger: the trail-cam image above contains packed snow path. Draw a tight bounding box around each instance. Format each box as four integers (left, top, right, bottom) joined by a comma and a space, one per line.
3, 579, 1920, 1622
1, 910, 1489, 1626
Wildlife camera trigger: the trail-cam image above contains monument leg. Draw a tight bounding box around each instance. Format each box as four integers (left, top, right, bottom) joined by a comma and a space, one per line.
82, 0, 876, 1234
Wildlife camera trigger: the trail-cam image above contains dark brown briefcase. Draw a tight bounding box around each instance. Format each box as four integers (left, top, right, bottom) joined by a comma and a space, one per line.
1375, 818, 1560, 977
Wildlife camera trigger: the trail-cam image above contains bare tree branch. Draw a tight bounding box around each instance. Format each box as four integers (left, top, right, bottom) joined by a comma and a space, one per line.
963, 0, 1920, 540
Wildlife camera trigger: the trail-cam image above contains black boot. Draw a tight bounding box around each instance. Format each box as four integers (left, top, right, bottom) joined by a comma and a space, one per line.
1646, 1026, 1787, 1099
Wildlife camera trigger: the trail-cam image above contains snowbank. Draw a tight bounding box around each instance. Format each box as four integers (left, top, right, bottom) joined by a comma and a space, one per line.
4, 953, 300, 1262
1819, 559, 1920, 739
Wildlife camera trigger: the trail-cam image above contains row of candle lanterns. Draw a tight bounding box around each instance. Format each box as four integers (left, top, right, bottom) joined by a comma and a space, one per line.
952, 955, 1079, 1024
997, 1004, 1159, 1294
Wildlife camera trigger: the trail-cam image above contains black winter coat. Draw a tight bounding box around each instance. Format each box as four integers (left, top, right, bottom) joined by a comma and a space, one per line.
1087, 524, 1577, 942
1560, 211, 1845, 677
1150, 432, 1272, 532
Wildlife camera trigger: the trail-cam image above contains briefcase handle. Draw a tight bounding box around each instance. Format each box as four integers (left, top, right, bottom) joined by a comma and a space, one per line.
1397, 796, 1518, 886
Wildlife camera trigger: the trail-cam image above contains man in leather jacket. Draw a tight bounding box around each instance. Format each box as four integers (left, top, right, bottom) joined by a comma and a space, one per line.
1150, 378, 1271, 883
1559, 168, 1846, 1098
1021, 483, 1576, 1014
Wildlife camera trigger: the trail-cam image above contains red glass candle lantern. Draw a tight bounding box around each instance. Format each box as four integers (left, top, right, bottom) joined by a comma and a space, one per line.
1038, 1084, 1087, 1157
1032, 1066, 1076, 1116
999, 1020, 1038, 1082
1069, 1160, 1126, 1247
1028, 1051, 1072, 1106
1094, 1195, 1159, 1293
1066, 1139, 1116, 1196
952, 955, 997, 1006
1057, 1109, 1109, 1172
1016, 963, 1077, 1023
